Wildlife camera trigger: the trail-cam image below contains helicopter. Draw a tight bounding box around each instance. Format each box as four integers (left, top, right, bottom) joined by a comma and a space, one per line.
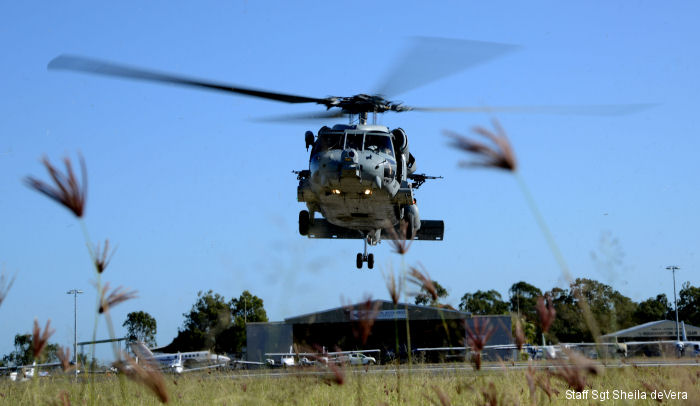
47, 38, 650, 269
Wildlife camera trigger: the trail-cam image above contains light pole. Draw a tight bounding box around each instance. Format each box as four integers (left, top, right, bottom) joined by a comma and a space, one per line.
665, 266, 680, 342
67, 289, 83, 380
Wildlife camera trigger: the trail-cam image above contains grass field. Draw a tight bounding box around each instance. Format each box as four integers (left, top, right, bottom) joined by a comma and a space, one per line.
1, 362, 698, 405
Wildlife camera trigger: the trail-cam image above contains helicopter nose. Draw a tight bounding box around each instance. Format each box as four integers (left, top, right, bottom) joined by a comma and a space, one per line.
340, 149, 360, 177
341, 148, 359, 163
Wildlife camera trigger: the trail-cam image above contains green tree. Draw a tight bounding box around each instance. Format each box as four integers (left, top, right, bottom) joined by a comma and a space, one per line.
170, 290, 232, 352
459, 290, 509, 315
230, 290, 268, 326
123, 311, 158, 348
548, 278, 637, 342
2, 333, 59, 366
217, 291, 268, 355
508, 281, 542, 323
633, 294, 672, 324
166, 290, 267, 355
677, 282, 700, 326
414, 280, 448, 306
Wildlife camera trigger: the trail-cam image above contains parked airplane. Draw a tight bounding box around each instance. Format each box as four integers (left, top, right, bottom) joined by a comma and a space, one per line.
611, 322, 700, 358
264, 347, 381, 367
0, 361, 61, 381
129, 342, 230, 373
678, 322, 700, 356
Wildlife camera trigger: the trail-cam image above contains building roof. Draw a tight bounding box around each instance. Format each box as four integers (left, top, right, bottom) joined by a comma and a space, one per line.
602, 320, 700, 340
285, 300, 470, 324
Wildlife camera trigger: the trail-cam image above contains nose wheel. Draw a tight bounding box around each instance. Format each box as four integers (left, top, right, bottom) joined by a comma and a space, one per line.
356, 236, 374, 269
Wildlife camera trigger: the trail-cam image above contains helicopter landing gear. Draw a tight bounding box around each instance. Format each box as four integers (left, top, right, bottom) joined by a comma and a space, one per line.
299, 210, 310, 236
356, 236, 374, 269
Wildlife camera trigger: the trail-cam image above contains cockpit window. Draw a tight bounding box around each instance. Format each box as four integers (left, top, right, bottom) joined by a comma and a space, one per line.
345, 133, 363, 151
315, 133, 343, 153
365, 133, 394, 156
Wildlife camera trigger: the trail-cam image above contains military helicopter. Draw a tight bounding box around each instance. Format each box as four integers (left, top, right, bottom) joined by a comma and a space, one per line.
48, 38, 649, 269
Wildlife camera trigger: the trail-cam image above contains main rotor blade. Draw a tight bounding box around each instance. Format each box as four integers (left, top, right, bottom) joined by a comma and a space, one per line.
48, 55, 328, 105
253, 110, 346, 122
410, 103, 657, 116
375, 37, 519, 98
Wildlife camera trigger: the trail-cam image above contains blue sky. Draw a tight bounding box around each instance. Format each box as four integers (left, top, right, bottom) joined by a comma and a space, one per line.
1, 1, 698, 359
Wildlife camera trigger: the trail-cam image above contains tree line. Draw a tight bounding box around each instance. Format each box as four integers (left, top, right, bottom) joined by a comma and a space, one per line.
1, 290, 266, 367
451, 278, 700, 343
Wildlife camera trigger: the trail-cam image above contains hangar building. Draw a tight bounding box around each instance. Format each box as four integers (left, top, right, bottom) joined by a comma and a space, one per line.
247, 300, 512, 362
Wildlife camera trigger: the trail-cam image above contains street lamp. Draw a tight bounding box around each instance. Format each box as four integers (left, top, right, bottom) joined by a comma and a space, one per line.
67, 289, 83, 380
665, 266, 680, 342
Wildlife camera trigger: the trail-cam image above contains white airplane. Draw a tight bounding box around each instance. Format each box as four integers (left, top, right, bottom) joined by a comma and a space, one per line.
416, 343, 559, 360
264, 347, 381, 367
678, 322, 700, 356
0, 361, 60, 381
129, 342, 230, 373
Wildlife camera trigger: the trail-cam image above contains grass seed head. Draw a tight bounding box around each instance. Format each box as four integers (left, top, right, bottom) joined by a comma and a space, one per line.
94, 239, 116, 274
113, 354, 169, 403
445, 119, 517, 172
386, 221, 413, 255
535, 294, 556, 333
464, 317, 495, 370
99, 283, 138, 314
25, 154, 87, 218
407, 265, 437, 301
549, 349, 602, 392
57, 346, 74, 372
32, 319, 55, 360
0, 271, 15, 308
514, 317, 526, 351
382, 265, 401, 305
344, 296, 380, 345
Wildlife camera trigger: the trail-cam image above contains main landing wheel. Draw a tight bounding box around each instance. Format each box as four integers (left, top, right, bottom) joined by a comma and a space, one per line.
299, 210, 309, 236
367, 253, 374, 269
356, 253, 363, 269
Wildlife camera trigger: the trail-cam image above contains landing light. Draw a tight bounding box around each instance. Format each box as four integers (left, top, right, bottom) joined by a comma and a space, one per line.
363, 189, 372, 195
332, 189, 341, 195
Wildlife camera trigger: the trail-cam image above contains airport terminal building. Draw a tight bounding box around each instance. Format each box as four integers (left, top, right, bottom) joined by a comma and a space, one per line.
247, 300, 512, 362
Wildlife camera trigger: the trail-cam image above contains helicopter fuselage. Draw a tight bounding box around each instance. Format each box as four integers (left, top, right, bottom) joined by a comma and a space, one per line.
297, 124, 418, 242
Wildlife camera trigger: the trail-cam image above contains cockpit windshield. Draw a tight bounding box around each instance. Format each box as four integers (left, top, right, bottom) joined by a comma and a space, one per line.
316, 133, 343, 152
345, 133, 363, 151
365, 133, 394, 156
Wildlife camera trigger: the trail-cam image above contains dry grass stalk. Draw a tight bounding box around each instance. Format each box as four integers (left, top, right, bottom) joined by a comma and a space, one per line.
93, 239, 116, 274
345, 296, 380, 345
32, 319, 55, 359
407, 265, 436, 301
535, 372, 559, 401
464, 317, 495, 370
535, 294, 556, 333
57, 390, 71, 406
322, 361, 345, 386
113, 354, 169, 403
514, 317, 526, 351
386, 221, 413, 255
382, 265, 401, 305
98, 283, 138, 314
526, 363, 536, 400
549, 349, 602, 392
25, 155, 87, 218
481, 382, 500, 406
445, 119, 517, 172
431, 385, 451, 406
57, 346, 74, 372
0, 271, 15, 308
